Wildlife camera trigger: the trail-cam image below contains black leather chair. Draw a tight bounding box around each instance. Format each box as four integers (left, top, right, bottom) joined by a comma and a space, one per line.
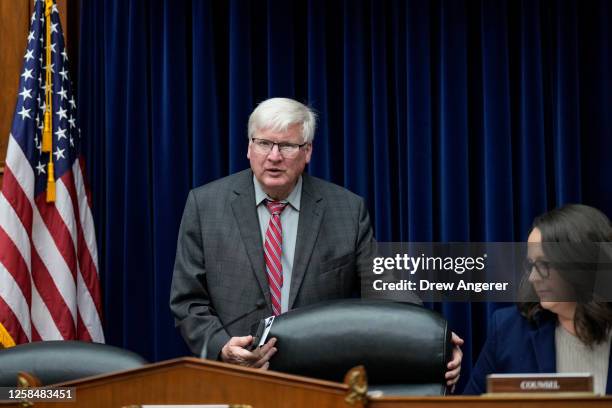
0, 340, 147, 386
266, 299, 452, 396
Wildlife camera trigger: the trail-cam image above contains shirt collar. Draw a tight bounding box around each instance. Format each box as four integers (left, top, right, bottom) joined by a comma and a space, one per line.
253, 175, 302, 211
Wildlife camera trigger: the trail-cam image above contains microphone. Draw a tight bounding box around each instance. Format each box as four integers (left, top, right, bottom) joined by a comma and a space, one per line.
201, 299, 267, 360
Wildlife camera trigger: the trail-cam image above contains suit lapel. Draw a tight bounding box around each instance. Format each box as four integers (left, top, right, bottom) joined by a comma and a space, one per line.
230, 170, 270, 306
288, 174, 324, 309
529, 318, 556, 373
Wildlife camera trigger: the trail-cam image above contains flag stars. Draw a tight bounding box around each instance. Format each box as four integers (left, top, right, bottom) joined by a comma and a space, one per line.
53, 147, 65, 161
24, 49, 34, 61
69, 97, 76, 109
18, 106, 31, 120
51, 23, 58, 33
45, 43, 56, 54
45, 63, 54, 73
59, 68, 68, 81
56, 107, 68, 120
61, 50, 68, 61
58, 86, 68, 100
69, 136, 74, 147
21, 68, 34, 81
68, 116, 76, 128
36, 162, 46, 175
19, 87, 33, 101
55, 127, 67, 140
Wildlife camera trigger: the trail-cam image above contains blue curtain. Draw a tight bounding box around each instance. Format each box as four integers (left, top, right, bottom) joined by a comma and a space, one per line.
77, 0, 612, 392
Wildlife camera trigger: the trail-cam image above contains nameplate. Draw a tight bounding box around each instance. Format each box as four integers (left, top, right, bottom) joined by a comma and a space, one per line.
486, 373, 594, 395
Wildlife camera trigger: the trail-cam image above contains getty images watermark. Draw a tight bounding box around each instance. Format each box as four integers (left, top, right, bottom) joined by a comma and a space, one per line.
359, 242, 612, 302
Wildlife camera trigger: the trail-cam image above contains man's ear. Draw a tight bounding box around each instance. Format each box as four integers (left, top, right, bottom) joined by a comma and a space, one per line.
305, 142, 313, 164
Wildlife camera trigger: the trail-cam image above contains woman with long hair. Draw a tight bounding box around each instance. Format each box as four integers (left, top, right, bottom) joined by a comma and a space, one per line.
464, 204, 612, 395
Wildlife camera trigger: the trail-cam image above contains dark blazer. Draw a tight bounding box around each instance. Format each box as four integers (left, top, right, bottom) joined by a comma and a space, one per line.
170, 169, 378, 359
464, 306, 612, 395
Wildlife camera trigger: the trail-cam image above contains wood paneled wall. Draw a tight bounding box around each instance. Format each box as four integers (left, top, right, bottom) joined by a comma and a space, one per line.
0, 0, 78, 188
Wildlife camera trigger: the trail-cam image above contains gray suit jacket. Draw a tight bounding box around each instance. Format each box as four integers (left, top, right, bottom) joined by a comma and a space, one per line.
170, 169, 375, 359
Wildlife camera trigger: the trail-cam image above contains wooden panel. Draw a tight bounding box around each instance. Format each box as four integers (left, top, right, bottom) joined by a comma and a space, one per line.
0, 358, 354, 408
0, 358, 610, 408
0, 0, 30, 186
0, 0, 78, 188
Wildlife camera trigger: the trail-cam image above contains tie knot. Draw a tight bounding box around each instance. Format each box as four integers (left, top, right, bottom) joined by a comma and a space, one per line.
265, 200, 288, 215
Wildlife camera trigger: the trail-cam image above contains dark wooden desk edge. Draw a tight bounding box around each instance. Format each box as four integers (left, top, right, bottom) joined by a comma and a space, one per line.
53, 356, 348, 391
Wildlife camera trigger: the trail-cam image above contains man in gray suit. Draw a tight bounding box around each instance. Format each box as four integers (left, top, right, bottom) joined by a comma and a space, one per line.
170, 98, 462, 384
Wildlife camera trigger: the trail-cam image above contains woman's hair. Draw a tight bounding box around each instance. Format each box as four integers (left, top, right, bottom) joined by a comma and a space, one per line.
518, 204, 612, 345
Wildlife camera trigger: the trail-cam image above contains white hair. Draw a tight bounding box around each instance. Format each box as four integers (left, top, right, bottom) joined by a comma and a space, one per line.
248, 98, 317, 143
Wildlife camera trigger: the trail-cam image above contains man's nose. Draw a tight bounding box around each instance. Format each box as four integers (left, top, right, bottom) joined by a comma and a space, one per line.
267, 144, 283, 160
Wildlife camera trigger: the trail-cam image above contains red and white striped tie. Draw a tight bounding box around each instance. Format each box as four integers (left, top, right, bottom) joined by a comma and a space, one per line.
264, 200, 288, 316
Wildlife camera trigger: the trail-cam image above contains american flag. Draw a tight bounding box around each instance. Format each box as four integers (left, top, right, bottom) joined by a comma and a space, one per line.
0, 0, 104, 347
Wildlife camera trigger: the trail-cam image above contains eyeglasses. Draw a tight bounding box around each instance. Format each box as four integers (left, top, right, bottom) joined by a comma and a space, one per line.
523, 258, 551, 279
250, 138, 309, 158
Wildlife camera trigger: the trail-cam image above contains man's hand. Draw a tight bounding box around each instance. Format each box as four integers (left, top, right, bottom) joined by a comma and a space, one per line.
220, 335, 277, 369
445, 332, 464, 390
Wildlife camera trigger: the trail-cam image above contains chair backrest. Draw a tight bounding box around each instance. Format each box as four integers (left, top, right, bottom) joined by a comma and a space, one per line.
266, 299, 452, 395
0, 340, 147, 386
